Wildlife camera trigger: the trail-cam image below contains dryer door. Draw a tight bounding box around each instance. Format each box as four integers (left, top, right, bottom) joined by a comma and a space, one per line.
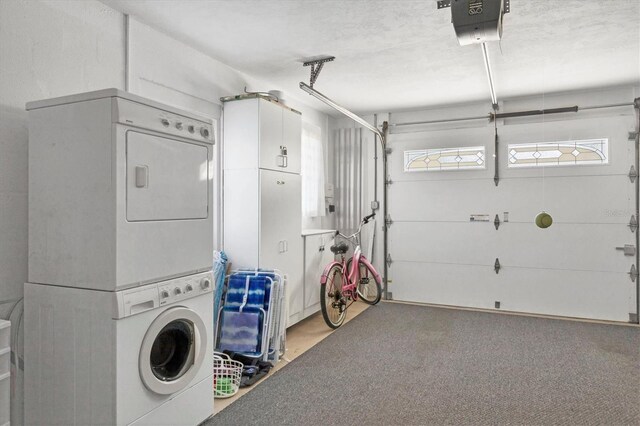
126, 130, 209, 222
139, 307, 207, 395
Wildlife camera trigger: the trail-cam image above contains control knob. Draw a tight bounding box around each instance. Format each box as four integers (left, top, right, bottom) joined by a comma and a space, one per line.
187, 125, 195, 133
200, 277, 211, 290
174, 287, 182, 295
161, 118, 170, 127
200, 127, 210, 138
175, 122, 183, 130
160, 290, 169, 299
185, 284, 193, 293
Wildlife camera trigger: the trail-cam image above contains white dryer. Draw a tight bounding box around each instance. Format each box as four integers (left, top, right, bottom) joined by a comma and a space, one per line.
24, 272, 214, 426
27, 89, 216, 291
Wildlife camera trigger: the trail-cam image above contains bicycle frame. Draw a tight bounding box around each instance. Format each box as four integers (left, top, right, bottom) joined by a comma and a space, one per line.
320, 217, 382, 305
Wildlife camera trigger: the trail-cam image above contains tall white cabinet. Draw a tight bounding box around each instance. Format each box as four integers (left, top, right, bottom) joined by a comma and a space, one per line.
223, 96, 304, 326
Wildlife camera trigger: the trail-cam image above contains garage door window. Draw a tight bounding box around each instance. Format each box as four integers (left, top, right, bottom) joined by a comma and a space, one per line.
404, 146, 486, 172
507, 138, 609, 168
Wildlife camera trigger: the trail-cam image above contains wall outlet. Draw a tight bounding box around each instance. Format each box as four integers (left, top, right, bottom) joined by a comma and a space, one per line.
495, 301, 501, 309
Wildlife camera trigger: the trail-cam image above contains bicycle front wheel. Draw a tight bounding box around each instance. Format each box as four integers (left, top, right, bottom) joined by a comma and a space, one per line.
347, 258, 382, 305
320, 264, 346, 329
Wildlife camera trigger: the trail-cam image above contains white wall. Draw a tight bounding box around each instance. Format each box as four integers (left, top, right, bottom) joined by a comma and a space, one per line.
0, 0, 331, 303
0, 0, 125, 302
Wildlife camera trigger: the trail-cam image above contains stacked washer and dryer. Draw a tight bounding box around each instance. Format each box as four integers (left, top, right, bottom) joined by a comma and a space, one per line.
24, 89, 216, 425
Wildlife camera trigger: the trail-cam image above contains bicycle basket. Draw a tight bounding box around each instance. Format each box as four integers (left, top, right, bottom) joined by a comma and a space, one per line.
213, 352, 243, 399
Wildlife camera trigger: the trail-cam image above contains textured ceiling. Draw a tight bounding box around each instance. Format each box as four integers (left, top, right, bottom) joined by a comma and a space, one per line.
102, 0, 640, 115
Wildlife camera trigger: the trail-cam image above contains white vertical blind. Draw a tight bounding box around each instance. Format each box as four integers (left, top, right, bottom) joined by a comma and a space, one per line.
334, 127, 363, 233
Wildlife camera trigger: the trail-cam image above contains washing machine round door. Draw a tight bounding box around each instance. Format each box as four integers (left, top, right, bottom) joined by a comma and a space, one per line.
139, 306, 207, 395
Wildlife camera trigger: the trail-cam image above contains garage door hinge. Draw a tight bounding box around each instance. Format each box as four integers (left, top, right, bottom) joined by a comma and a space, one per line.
386, 253, 393, 268
385, 214, 393, 227
630, 264, 638, 282
629, 131, 639, 141
385, 179, 393, 185
628, 165, 638, 183
494, 214, 501, 230
494, 258, 501, 274
629, 215, 638, 233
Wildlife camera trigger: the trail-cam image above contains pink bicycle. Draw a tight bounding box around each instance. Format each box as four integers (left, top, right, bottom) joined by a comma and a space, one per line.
320, 213, 382, 329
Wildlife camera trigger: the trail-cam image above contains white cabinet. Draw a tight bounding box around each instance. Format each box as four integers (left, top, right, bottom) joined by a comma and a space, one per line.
223, 96, 303, 327
224, 97, 301, 174
302, 230, 336, 320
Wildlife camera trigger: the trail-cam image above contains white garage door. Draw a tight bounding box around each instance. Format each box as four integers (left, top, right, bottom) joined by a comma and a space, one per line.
387, 113, 638, 322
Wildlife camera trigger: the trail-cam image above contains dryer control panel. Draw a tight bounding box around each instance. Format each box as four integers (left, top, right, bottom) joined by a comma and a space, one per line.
114, 271, 213, 319
114, 98, 215, 144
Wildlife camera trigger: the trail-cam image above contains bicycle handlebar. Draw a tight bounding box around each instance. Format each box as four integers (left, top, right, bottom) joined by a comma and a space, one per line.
363, 212, 376, 224
334, 213, 376, 240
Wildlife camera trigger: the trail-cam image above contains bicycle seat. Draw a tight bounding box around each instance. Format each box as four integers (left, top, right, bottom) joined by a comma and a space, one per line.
330, 242, 349, 254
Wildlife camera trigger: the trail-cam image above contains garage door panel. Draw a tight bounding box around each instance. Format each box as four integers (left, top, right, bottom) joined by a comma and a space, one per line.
497, 268, 632, 322
390, 262, 498, 310
496, 175, 635, 225
389, 222, 634, 273
388, 180, 499, 222
498, 223, 633, 272
388, 117, 633, 181
388, 176, 633, 224
389, 222, 496, 266
391, 263, 633, 323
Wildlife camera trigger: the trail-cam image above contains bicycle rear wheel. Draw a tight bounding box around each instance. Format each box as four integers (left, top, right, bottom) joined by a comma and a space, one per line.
320, 264, 347, 329
347, 258, 382, 305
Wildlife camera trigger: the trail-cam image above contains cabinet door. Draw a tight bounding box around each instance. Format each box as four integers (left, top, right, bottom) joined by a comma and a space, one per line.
258, 100, 284, 172
258, 169, 287, 268
258, 170, 303, 325
282, 109, 301, 174
304, 234, 334, 317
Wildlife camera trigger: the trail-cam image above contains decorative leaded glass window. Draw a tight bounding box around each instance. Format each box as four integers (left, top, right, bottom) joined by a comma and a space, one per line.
404, 146, 486, 172
507, 139, 608, 168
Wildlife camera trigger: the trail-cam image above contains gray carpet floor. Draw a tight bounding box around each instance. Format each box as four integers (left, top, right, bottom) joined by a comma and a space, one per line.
204, 302, 640, 426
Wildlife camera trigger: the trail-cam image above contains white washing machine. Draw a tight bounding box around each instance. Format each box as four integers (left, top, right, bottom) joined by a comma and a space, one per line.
27, 89, 216, 291
24, 272, 214, 426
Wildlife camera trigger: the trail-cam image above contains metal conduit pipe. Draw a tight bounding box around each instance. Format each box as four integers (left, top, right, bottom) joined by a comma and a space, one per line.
390, 101, 635, 128
299, 82, 390, 299
634, 97, 640, 324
